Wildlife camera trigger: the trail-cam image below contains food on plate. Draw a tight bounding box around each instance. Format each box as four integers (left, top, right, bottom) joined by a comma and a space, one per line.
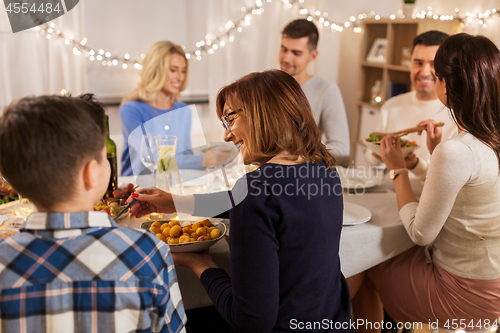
149, 218, 221, 245
113, 183, 136, 200
366, 134, 417, 148
0, 176, 19, 205
94, 183, 136, 216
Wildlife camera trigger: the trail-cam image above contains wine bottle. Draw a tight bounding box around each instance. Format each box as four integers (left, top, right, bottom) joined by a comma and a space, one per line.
104, 115, 118, 199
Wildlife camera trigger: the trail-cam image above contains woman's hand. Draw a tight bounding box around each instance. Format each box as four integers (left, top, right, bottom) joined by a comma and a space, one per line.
126, 188, 176, 218
126, 188, 195, 217
404, 152, 419, 170
417, 119, 443, 154
172, 250, 219, 278
380, 135, 407, 171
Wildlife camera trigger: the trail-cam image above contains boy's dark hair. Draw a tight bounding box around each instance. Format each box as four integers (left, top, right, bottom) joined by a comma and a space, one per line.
411, 30, 449, 54
282, 19, 319, 51
0, 94, 106, 209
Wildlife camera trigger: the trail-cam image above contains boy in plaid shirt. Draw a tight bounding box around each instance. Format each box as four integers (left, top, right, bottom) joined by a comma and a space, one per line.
0, 95, 186, 333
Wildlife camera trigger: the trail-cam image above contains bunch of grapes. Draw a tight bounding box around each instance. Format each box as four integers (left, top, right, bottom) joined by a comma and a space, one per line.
113, 183, 136, 200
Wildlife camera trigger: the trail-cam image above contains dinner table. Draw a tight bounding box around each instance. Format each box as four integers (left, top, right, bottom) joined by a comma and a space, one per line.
115, 168, 416, 310
0, 168, 416, 311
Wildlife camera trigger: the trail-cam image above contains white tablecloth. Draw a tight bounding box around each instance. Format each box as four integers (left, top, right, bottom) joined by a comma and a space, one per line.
340, 190, 415, 278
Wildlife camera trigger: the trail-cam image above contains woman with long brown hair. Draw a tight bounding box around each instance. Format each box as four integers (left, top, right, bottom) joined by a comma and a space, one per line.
350, 33, 500, 332
128, 70, 352, 332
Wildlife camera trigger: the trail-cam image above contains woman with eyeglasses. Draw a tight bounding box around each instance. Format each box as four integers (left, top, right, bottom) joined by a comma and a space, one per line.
127, 70, 352, 332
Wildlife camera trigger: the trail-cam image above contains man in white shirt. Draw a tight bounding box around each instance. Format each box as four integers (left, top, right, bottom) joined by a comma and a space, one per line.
279, 19, 350, 166
365, 30, 458, 195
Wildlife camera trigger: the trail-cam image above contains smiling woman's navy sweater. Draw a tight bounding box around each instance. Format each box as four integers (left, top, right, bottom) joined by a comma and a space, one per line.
193, 162, 352, 333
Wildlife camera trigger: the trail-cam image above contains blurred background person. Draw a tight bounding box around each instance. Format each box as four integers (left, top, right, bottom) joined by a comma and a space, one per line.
351, 33, 500, 333
279, 19, 351, 166
119, 40, 234, 176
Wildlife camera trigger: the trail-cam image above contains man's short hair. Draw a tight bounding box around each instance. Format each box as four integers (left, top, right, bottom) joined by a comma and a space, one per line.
282, 19, 319, 50
0, 94, 106, 209
412, 30, 449, 53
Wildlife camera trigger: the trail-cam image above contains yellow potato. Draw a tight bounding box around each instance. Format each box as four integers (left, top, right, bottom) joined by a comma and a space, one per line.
149, 226, 161, 234
197, 235, 209, 241
210, 228, 221, 239
191, 222, 202, 231
162, 227, 171, 237
151, 221, 161, 228
169, 219, 181, 226
156, 234, 167, 242
169, 225, 182, 237
196, 227, 207, 236
179, 235, 190, 244
160, 223, 170, 231
167, 237, 179, 245
199, 219, 211, 227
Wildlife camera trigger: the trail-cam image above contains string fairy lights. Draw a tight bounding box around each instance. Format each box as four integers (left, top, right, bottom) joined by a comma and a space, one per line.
29, 0, 500, 69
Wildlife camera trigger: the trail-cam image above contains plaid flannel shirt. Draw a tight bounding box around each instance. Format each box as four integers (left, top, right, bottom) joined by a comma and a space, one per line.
0, 211, 186, 333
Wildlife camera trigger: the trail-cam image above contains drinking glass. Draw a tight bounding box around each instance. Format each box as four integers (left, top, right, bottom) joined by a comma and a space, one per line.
155, 135, 183, 194
140, 134, 159, 185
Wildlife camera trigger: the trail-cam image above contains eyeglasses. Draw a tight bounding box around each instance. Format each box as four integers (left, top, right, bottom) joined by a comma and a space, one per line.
221, 109, 243, 132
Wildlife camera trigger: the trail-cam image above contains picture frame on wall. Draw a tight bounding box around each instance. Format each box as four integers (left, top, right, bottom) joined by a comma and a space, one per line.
366, 38, 388, 63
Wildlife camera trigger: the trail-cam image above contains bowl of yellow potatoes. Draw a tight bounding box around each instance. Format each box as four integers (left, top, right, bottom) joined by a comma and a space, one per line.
141, 218, 226, 253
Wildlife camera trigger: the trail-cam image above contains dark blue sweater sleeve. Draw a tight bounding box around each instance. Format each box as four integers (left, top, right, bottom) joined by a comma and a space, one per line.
199, 180, 280, 333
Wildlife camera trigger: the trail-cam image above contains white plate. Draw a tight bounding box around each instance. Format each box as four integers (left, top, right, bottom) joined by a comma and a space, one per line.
343, 202, 372, 226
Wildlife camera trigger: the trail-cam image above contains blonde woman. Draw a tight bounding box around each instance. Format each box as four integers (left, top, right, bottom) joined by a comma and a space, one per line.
120, 41, 233, 176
